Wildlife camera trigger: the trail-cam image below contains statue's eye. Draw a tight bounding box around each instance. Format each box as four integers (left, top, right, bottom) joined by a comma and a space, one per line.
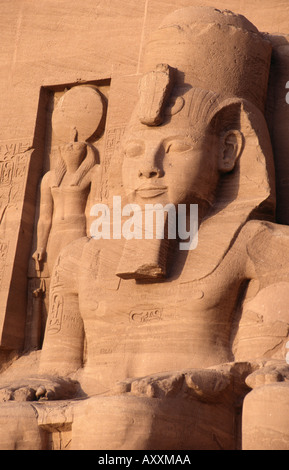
166, 141, 192, 154
124, 142, 144, 158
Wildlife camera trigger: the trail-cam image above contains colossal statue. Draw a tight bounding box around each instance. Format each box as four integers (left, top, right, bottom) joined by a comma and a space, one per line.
0, 6, 288, 450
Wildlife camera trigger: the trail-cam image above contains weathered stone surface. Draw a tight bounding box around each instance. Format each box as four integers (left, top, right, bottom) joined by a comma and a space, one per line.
0, 0, 289, 451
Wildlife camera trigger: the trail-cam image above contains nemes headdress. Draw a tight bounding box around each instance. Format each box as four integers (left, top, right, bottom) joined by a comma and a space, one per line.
118, 7, 276, 281
141, 6, 272, 115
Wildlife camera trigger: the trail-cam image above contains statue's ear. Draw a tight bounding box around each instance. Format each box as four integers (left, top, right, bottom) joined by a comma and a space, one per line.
218, 129, 243, 173
209, 98, 244, 174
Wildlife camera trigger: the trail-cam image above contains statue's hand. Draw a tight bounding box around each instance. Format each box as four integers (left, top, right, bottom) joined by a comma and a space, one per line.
32, 248, 46, 263
114, 368, 232, 403
0, 377, 80, 402
246, 362, 289, 389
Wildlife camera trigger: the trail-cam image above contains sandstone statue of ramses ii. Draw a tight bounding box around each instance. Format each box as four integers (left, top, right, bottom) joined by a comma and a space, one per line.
0, 6, 288, 450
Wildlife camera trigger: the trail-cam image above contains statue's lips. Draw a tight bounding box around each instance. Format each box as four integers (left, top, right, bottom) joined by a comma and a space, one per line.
136, 185, 168, 198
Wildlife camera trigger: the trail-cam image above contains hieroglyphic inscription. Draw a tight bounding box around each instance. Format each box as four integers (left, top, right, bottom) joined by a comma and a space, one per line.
129, 308, 163, 324
0, 139, 33, 225
0, 161, 13, 185
47, 292, 83, 335
0, 138, 36, 349
105, 127, 125, 155
0, 241, 8, 289
0, 140, 32, 161
47, 293, 63, 334
101, 126, 125, 201
0, 144, 30, 286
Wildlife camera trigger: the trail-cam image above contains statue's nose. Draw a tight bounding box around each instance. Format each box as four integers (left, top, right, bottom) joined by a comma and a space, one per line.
138, 145, 164, 178
138, 166, 160, 178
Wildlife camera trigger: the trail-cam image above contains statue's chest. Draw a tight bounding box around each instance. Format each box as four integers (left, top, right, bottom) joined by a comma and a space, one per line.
78, 243, 240, 373
78, 239, 238, 327
79, 269, 223, 327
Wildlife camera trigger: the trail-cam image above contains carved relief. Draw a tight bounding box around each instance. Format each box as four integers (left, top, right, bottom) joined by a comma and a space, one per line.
25, 83, 108, 349
33, 85, 105, 276
100, 126, 125, 201
47, 293, 63, 335
0, 5, 289, 452
0, 141, 31, 225
0, 139, 33, 329
0, 241, 8, 289
0, 140, 32, 161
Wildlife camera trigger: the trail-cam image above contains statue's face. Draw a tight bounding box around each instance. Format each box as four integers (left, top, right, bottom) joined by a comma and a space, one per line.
61, 141, 87, 166
121, 113, 219, 208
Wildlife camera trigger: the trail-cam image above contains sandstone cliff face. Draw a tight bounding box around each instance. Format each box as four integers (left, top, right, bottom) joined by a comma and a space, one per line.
0, 0, 289, 451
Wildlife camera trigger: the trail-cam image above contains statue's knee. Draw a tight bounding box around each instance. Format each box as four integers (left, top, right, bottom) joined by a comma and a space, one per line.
242, 383, 289, 450
71, 394, 237, 450
0, 403, 45, 450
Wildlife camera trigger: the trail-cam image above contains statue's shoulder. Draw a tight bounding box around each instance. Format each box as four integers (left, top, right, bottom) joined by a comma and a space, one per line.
39, 168, 53, 186
238, 219, 289, 275
239, 219, 289, 243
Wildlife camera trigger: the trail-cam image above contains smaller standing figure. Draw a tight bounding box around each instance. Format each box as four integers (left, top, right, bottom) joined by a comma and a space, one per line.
28, 85, 104, 349
32, 138, 97, 276
33, 84, 104, 276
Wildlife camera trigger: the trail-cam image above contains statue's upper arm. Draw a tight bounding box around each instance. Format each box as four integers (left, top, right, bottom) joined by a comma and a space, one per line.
244, 220, 289, 281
